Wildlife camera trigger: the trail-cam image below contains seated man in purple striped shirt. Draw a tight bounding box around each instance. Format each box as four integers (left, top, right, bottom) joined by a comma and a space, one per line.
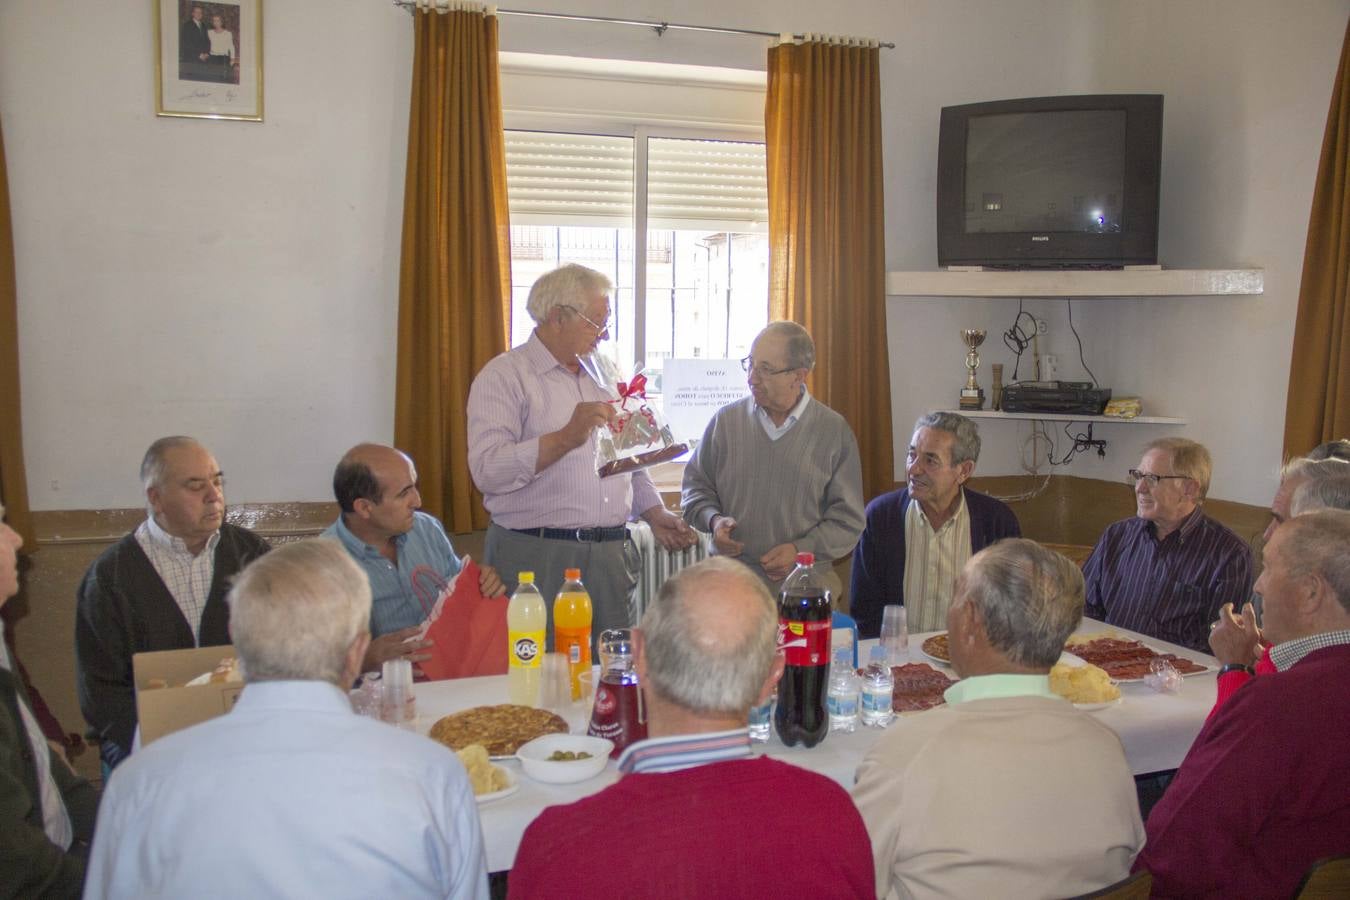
1083, 437, 1253, 652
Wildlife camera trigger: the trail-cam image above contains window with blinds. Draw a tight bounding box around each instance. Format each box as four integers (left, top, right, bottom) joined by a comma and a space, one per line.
504, 130, 770, 390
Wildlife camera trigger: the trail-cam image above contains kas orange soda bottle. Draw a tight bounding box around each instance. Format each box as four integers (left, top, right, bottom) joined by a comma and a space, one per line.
553, 568, 593, 701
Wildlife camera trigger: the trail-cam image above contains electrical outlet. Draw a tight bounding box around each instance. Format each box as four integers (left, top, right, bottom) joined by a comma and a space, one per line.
1036, 318, 1049, 335
1043, 354, 1060, 380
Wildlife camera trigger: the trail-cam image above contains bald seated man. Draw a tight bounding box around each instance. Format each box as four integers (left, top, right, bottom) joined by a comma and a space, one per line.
509, 557, 875, 898
322, 444, 504, 673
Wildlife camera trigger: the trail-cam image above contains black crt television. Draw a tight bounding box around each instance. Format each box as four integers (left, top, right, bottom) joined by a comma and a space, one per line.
936, 94, 1163, 269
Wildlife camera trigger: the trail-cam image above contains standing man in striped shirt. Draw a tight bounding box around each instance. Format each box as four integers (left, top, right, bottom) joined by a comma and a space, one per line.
467, 264, 696, 640
850, 412, 1021, 638
1083, 437, 1253, 652
681, 321, 865, 588
75, 437, 270, 771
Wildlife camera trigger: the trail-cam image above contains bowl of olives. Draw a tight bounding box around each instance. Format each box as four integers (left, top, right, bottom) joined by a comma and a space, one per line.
515, 734, 613, 784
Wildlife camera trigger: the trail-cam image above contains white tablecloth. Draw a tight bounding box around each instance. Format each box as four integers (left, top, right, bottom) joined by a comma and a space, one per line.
413, 620, 1217, 872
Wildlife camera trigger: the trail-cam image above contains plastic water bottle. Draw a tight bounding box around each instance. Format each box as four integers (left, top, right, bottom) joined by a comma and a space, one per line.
827, 646, 860, 733
507, 572, 546, 706
748, 690, 774, 743
861, 645, 895, 728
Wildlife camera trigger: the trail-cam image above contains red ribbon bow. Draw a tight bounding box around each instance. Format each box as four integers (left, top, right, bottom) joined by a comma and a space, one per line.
616, 373, 648, 400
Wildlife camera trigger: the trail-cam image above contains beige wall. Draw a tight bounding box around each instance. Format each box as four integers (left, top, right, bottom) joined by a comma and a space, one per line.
1, 1, 1345, 514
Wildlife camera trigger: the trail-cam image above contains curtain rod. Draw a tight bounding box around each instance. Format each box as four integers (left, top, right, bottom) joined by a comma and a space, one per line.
392, 2, 895, 49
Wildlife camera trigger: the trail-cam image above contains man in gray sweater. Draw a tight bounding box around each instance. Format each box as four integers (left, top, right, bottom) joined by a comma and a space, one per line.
681, 322, 864, 586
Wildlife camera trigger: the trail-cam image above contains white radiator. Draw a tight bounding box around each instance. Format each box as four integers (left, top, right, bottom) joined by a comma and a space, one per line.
628, 521, 712, 621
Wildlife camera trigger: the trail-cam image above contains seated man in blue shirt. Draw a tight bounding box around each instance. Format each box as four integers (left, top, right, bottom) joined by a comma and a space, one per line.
323, 443, 504, 672
1083, 437, 1252, 652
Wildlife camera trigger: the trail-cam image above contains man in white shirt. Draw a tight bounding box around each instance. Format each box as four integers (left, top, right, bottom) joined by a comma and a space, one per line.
84, 538, 489, 900
75, 436, 270, 770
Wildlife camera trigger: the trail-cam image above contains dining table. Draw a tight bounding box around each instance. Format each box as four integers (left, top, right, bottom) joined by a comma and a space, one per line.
412, 620, 1219, 873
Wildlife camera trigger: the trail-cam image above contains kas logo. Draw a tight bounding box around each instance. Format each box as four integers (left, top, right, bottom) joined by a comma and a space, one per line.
513, 637, 540, 662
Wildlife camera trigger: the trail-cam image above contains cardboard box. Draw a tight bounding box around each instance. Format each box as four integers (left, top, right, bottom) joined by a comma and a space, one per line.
133, 645, 244, 747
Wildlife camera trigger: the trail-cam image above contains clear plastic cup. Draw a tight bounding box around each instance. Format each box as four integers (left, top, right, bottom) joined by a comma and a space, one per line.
381, 659, 416, 728
539, 652, 572, 711
575, 667, 596, 712
880, 604, 909, 664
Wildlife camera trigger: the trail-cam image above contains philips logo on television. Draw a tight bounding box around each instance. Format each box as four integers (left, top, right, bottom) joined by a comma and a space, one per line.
1031, 235, 1050, 242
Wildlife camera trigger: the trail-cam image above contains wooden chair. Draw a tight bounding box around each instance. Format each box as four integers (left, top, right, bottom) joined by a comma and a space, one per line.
1295, 855, 1350, 899
1067, 870, 1151, 900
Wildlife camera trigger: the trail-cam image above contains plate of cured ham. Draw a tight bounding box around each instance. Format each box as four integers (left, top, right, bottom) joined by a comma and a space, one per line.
887, 662, 957, 713
1064, 635, 1213, 682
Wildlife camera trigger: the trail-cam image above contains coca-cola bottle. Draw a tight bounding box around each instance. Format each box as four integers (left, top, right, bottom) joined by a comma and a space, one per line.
775, 552, 832, 748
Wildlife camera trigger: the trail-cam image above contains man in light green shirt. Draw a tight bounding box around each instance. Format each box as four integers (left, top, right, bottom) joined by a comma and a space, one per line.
854, 539, 1143, 900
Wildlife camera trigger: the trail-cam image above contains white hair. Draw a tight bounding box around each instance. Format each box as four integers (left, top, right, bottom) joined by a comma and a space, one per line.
1280, 509, 1350, 613
914, 411, 982, 465
140, 436, 203, 491
962, 538, 1084, 668
525, 263, 612, 324
1291, 474, 1350, 516
641, 557, 778, 716
227, 538, 371, 686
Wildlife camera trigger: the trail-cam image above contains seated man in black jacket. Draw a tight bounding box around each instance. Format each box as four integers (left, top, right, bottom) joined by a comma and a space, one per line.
75, 437, 269, 771
3, 502, 99, 898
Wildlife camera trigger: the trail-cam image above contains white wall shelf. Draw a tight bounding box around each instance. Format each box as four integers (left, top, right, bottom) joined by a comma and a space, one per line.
886, 268, 1263, 298
942, 410, 1187, 425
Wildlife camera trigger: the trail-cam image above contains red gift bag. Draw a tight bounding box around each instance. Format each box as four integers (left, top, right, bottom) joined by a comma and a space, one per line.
417, 559, 509, 680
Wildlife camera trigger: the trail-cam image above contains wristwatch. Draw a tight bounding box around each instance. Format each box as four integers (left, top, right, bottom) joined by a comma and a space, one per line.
1217, 663, 1255, 678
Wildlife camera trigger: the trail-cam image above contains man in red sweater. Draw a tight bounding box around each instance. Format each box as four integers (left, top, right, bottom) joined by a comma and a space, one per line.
509, 557, 875, 899
1207, 457, 1349, 715
1137, 509, 1350, 897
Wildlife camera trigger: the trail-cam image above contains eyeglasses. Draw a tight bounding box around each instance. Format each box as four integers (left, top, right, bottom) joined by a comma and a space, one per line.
1127, 469, 1190, 488
565, 306, 610, 335
740, 356, 797, 378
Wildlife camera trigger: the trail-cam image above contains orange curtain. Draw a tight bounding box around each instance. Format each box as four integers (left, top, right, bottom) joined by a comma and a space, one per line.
0, 119, 34, 547
766, 39, 894, 502
1284, 17, 1350, 457
395, 6, 511, 532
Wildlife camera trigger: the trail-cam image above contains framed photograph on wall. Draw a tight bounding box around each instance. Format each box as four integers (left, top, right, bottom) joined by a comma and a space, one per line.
155, 0, 263, 121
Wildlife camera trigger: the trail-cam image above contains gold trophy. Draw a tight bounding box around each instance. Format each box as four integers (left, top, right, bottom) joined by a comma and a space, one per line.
959, 329, 987, 411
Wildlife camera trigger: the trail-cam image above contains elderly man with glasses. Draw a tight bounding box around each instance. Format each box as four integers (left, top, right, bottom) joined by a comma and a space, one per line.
681, 321, 864, 586
468, 264, 695, 640
1083, 437, 1252, 652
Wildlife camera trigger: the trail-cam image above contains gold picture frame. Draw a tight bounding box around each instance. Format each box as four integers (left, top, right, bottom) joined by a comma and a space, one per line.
155, 0, 263, 121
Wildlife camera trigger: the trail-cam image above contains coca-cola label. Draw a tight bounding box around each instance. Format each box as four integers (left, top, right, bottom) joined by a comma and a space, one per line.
778, 618, 831, 666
